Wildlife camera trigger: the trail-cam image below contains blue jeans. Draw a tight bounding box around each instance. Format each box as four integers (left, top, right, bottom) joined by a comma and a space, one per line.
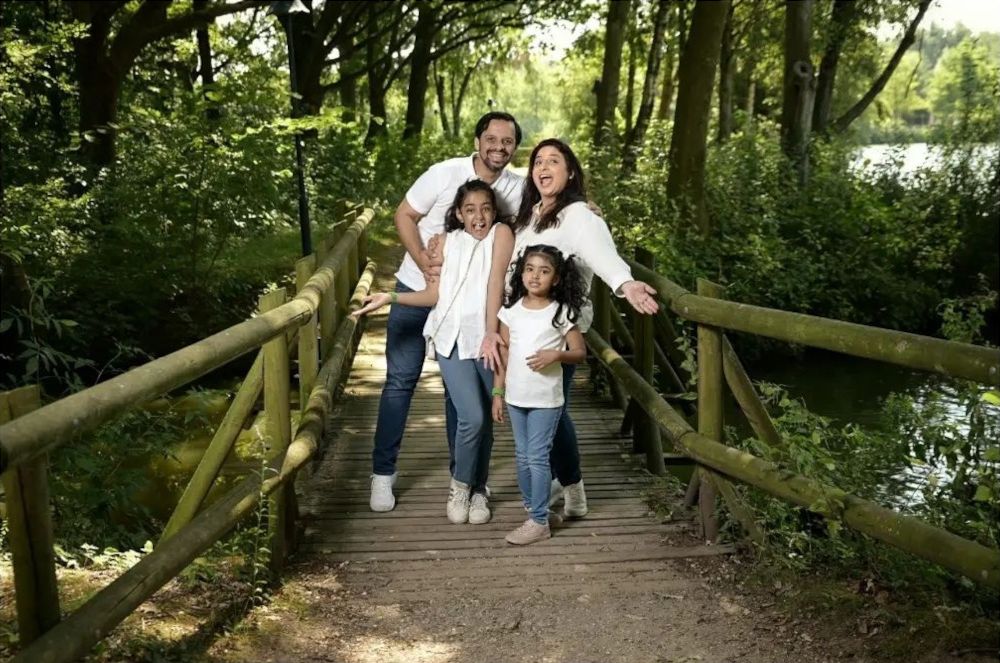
372, 282, 456, 475
550, 363, 582, 486
436, 346, 493, 492
508, 404, 562, 524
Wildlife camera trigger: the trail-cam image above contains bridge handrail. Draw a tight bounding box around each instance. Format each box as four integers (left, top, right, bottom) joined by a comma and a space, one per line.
627, 260, 1000, 386
0, 209, 374, 477
11, 265, 377, 663
585, 330, 1000, 589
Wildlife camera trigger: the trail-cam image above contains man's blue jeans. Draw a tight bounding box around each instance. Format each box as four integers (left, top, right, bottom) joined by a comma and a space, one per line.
436, 346, 493, 492
371, 282, 456, 475
549, 363, 581, 485
508, 404, 562, 524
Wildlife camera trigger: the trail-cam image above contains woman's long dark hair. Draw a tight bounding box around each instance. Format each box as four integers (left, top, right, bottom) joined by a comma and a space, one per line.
504, 244, 587, 329
444, 179, 500, 232
512, 138, 587, 234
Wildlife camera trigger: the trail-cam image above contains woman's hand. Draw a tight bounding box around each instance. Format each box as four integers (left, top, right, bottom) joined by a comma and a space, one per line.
620, 280, 659, 315
351, 292, 392, 317
526, 349, 561, 372
479, 332, 506, 371
491, 395, 505, 423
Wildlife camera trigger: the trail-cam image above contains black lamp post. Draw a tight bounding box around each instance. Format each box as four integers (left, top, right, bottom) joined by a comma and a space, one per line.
269, 0, 312, 257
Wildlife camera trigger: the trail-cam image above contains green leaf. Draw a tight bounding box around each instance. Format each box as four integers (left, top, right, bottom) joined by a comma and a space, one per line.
973, 485, 993, 502
984, 447, 1000, 462
0, 318, 12, 333
982, 390, 1000, 406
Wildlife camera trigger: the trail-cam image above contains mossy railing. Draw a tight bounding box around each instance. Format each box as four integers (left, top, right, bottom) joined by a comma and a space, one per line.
588, 252, 1000, 590
0, 206, 376, 662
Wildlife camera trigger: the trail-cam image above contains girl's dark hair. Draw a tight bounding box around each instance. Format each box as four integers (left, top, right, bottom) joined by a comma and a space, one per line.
512, 138, 587, 234
504, 244, 587, 329
444, 179, 500, 232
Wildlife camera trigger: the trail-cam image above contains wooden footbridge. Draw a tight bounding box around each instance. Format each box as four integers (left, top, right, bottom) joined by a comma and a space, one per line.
2, 208, 998, 662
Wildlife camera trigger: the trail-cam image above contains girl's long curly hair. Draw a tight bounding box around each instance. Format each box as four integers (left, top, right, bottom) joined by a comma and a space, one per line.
444, 179, 500, 233
512, 138, 587, 234
505, 244, 587, 329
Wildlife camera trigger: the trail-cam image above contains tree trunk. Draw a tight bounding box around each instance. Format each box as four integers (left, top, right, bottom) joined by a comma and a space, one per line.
656, 33, 675, 121
434, 63, 450, 135
624, 25, 639, 138
593, 0, 631, 148
452, 61, 477, 138
623, 0, 670, 175
666, 0, 731, 235
831, 0, 931, 133
364, 4, 388, 145
717, 1, 736, 143
75, 52, 121, 168
402, 3, 437, 140
193, 0, 220, 121
334, 30, 358, 122
781, 0, 816, 185
812, 0, 857, 134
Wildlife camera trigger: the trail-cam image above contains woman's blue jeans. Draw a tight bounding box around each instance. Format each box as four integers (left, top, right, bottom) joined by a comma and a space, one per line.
508, 404, 562, 524
549, 363, 581, 486
436, 346, 493, 492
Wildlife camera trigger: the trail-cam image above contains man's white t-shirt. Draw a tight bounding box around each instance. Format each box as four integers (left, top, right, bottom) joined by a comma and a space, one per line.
497, 300, 575, 409
396, 154, 523, 291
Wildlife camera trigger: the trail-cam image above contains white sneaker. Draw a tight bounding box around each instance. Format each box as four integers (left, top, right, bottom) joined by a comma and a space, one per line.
369, 473, 397, 512
446, 478, 471, 524
468, 492, 491, 524
563, 480, 588, 518
548, 478, 564, 508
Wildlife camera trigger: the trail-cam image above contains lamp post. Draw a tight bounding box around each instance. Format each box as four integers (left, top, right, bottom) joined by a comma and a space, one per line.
269, 0, 312, 256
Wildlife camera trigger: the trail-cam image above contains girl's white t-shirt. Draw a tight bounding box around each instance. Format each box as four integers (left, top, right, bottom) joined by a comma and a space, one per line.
497, 300, 575, 409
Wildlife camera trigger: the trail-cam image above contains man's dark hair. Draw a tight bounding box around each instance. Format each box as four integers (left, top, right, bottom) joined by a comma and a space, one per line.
474, 112, 523, 146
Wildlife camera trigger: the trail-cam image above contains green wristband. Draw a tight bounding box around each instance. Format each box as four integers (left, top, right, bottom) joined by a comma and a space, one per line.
390, 291, 398, 304
491, 386, 505, 397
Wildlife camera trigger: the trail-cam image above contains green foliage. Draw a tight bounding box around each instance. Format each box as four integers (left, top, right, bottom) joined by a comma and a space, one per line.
729, 380, 999, 604
592, 120, 998, 341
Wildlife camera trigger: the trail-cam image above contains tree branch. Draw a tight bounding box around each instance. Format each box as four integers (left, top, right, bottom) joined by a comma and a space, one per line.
831, 0, 931, 133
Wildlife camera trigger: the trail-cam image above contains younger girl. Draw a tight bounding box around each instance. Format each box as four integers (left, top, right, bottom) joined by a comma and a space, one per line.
353, 179, 514, 525
492, 244, 587, 545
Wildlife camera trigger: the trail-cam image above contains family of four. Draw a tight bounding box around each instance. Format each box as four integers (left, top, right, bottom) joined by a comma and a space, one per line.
351, 112, 659, 545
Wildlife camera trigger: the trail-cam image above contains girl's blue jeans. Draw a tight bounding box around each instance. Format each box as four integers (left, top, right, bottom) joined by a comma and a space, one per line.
507, 404, 563, 524
436, 346, 494, 492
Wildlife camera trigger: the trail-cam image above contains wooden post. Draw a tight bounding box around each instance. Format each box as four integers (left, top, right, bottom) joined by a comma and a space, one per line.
1, 386, 61, 644
634, 248, 665, 475
160, 352, 264, 543
295, 254, 319, 409
332, 225, 351, 344
316, 235, 337, 361
592, 281, 628, 412
259, 289, 292, 574
697, 278, 722, 541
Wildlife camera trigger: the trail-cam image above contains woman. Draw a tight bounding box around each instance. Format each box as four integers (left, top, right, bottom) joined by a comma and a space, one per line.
485, 138, 659, 518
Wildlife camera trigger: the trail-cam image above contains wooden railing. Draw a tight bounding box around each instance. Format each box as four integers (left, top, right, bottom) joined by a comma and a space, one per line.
587, 249, 1000, 590
0, 206, 376, 662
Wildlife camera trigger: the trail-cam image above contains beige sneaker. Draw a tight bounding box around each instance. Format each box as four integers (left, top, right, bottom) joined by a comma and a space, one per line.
505, 518, 551, 545
446, 478, 471, 524
563, 480, 588, 518
468, 492, 491, 524
369, 473, 397, 512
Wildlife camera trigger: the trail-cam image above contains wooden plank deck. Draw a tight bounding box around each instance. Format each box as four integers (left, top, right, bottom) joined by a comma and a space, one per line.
298, 310, 731, 602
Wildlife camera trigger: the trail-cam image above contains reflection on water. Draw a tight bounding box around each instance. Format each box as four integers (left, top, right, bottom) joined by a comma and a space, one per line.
852, 142, 999, 177
744, 349, 975, 508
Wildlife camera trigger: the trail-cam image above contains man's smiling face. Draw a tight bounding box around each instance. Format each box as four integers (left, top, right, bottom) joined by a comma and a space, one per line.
475, 119, 517, 173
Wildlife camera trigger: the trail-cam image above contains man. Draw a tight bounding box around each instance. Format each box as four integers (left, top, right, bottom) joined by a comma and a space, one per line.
369, 111, 524, 512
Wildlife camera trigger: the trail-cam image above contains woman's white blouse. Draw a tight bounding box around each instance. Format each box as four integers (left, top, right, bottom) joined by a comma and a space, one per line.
511, 201, 633, 332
